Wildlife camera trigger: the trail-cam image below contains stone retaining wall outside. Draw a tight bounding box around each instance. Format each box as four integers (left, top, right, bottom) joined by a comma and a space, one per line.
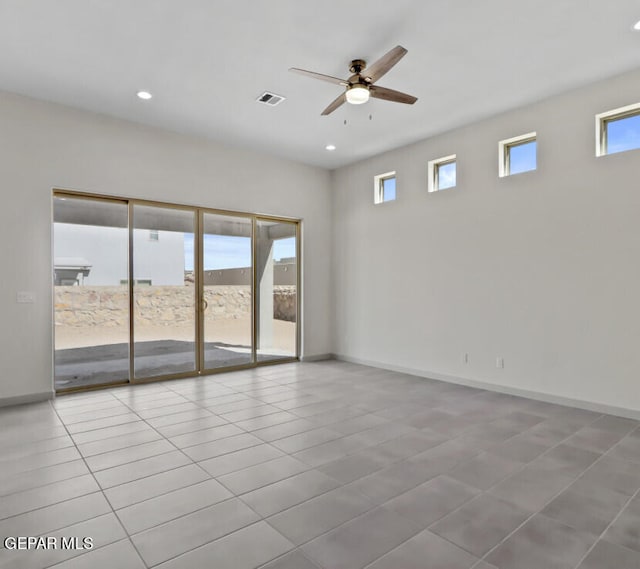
54, 285, 296, 326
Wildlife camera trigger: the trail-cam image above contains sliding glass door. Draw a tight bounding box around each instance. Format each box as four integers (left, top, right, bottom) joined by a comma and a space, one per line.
256, 219, 298, 362
53, 192, 299, 392
201, 212, 253, 371
53, 195, 130, 390
132, 204, 197, 380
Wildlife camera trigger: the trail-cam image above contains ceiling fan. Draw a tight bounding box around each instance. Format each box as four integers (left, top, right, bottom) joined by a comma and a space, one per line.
289, 45, 418, 115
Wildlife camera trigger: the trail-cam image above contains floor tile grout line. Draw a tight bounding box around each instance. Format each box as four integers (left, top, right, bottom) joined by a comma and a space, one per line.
215, 456, 313, 493
357, 529, 483, 569
55, 404, 136, 420
589, 421, 640, 460
138, 517, 294, 569
178, 396, 414, 456
87, 449, 193, 485
253, 547, 321, 569
64, 416, 147, 435
279, 457, 491, 563
56, 408, 135, 423
147, 413, 231, 433
47, 399, 151, 569
471, 421, 635, 565
161, 374, 321, 425
76, 436, 179, 463
271, 427, 422, 467
233, 466, 345, 518
157, 425, 252, 450
352, 412, 608, 561
258, 487, 394, 555
36, 537, 123, 569
360, 490, 487, 569
121, 495, 250, 539
52, 390, 121, 408
570, 486, 640, 569
70, 423, 162, 447
104, 468, 217, 510
0, 469, 98, 509
0, 442, 80, 468
83, 447, 187, 475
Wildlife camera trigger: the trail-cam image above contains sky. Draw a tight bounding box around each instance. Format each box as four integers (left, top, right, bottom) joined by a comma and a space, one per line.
383, 177, 396, 201
184, 234, 296, 270
438, 161, 456, 189
509, 140, 537, 175
607, 113, 640, 154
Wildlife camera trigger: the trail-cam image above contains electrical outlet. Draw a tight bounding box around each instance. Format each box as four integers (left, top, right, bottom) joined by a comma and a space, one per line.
16, 292, 35, 304
496, 357, 504, 369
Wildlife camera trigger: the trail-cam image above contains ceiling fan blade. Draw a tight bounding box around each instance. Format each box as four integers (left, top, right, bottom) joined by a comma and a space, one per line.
321, 93, 346, 115
362, 45, 408, 83
289, 68, 348, 86
369, 85, 417, 105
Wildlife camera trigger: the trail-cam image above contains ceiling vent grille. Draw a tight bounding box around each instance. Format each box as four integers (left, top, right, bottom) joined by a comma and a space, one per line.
256, 92, 286, 106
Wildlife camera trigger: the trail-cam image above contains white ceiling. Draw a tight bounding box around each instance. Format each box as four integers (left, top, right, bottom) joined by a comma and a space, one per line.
1, 0, 639, 169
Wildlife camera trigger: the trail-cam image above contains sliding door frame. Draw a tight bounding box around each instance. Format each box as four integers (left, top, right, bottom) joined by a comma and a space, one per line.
199, 207, 256, 376
53, 189, 301, 394
254, 216, 301, 366
129, 200, 200, 384
52, 192, 132, 393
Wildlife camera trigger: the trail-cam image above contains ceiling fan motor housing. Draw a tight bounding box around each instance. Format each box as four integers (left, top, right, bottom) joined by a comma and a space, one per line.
349, 59, 367, 75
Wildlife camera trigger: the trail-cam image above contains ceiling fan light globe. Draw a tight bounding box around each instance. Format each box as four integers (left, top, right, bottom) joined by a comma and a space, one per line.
346, 84, 370, 105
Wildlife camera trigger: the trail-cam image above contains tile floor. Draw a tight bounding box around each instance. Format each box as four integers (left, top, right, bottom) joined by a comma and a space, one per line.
1, 361, 640, 569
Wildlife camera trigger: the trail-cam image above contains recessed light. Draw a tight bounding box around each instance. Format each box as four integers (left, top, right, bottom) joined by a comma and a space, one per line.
634, 20, 640, 30
136, 91, 153, 100
325, 144, 336, 151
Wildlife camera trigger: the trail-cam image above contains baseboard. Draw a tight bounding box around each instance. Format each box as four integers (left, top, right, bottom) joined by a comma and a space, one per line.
300, 353, 335, 362
334, 354, 640, 421
0, 391, 54, 408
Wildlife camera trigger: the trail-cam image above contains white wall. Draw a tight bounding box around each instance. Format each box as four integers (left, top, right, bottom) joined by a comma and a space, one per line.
54, 225, 185, 286
332, 68, 640, 416
132, 230, 185, 286
0, 91, 332, 402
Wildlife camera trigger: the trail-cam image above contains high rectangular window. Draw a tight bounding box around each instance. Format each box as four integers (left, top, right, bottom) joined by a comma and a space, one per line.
596, 103, 640, 156
499, 132, 537, 177
428, 155, 457, 192
374, 171, 396, 204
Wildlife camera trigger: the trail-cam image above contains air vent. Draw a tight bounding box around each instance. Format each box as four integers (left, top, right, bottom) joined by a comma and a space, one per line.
256, 91, 286, 106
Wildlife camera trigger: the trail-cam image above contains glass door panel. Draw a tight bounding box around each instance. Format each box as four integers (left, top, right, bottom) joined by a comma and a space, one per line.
256, 219, 298, 362
202, 213, 253, 369
53, 196, 130, 390
132, 204, 196, 379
